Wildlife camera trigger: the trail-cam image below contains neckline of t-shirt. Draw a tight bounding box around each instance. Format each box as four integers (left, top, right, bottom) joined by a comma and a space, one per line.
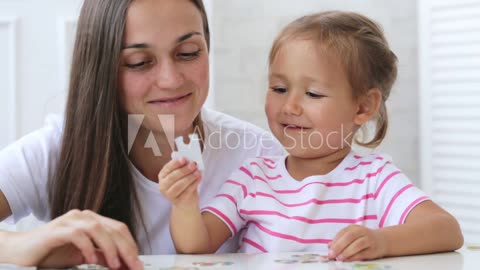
277, 151, 356, 186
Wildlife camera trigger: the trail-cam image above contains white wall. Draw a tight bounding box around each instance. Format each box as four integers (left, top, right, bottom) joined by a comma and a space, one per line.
0, 0, 83, 150
419, 0, 480, 245
210, 0, 421, 185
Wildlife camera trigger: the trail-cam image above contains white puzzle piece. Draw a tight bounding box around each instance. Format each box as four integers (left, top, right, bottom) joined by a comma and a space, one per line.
171, 133, 204, 171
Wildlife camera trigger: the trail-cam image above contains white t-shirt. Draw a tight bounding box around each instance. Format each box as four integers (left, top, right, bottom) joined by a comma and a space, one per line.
204, 152, 430, 253
0, 108, 284, 254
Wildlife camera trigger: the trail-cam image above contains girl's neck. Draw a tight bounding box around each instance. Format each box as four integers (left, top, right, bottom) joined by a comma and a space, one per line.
286, 147, 352, 181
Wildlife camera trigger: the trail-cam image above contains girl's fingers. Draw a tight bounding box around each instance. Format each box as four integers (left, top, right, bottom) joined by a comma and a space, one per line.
329, 225, 362, 259
167, 170, 201, 199
343, 247, 372, 262
157, 158, 187, 180
186, 175, 202, 195
337, 236, 369, 261
159, 162, 197, 193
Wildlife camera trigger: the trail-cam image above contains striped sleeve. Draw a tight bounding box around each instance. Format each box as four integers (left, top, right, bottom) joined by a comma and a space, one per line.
374, 163, 430, 228
201, 162, 255, 237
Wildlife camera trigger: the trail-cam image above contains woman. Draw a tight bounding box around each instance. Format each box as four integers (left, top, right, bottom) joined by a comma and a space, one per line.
0, 0, 282, 269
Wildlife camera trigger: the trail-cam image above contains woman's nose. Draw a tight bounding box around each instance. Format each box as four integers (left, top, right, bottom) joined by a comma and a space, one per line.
282, 95, 303, 116
155, 60, 184, 90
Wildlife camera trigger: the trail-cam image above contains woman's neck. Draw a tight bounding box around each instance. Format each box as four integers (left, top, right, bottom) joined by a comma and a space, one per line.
286, 147, 351, 181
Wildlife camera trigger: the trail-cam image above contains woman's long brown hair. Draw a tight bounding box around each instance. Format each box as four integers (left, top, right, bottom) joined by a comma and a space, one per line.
49, 0, 210, 249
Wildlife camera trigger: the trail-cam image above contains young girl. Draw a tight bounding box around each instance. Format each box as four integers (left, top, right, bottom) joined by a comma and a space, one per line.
158, 11, 463, 261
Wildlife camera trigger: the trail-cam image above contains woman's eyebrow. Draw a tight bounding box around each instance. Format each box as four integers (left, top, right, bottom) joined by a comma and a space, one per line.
122, 31, 202, 50
176, 31, 202, 43
122, 43, 149, 50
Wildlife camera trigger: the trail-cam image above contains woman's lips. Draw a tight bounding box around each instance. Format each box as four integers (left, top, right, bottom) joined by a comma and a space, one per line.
148, 93, 192, 107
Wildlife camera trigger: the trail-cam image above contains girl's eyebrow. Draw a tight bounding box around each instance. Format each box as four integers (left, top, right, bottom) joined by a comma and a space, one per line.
122, 31, 202, 50
269, 72, 288, 80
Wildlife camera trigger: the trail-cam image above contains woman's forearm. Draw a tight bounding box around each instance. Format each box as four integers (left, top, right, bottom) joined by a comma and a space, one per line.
0, 229, 13, 262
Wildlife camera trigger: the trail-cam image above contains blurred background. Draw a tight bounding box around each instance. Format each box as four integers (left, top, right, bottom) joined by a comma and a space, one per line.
0, 0, 479, 245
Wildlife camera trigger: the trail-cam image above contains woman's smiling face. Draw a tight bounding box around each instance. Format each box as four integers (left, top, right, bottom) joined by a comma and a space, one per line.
119, 0, 209, 136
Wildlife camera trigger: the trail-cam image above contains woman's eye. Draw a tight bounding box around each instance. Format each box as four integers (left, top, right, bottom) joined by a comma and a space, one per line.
177, 50, 201, 60
125, 61, 152, 70
271, 87, 287, 93
306, 91, 325, 98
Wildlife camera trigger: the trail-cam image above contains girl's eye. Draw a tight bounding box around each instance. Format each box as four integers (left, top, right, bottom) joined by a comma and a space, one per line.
306, 91, 326, 98
271, 87, 287, 93
125, 61, 152, 70
177, 50, 201, 60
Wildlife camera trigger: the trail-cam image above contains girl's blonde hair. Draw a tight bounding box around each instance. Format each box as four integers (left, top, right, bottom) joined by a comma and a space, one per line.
269, 11, 398, 148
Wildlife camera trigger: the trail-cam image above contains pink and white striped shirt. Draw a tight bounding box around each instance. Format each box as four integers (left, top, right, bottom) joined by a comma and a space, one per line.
203, 152, 430, 253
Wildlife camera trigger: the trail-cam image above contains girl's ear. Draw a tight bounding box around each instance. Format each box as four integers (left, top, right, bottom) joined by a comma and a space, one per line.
354, 88, 383, 126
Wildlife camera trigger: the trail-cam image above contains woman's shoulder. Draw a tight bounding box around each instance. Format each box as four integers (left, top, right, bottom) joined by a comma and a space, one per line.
0, 114, 64, 162
19, 114, 63, 146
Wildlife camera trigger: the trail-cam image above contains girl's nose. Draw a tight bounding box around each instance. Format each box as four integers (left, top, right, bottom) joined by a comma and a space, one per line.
155, 60, 185, 90
282, 95, 303, 116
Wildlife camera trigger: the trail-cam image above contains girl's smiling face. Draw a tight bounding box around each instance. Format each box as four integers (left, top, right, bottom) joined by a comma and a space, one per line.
265, 39, 361, 158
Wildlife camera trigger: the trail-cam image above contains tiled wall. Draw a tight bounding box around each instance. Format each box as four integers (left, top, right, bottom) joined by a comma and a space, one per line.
211, 0, 420, 184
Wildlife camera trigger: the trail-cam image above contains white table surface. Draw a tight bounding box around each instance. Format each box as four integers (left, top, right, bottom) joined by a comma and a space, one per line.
0, 248, 477, 269
137, 248, 478, 270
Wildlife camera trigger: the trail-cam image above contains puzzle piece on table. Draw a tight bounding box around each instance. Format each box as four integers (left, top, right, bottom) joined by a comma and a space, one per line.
274, 259, 299, 264
191, 261, 234, 267
171, 133, 204, 171
275, 253, 329, 264
292, 253, 329, 263
327, 262, 392, 270
157, 267, 199, 270
467, 245, 480, 250
352, 263, 392, 270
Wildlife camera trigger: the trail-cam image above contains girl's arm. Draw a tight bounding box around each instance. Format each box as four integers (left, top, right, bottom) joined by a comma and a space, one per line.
170, 207, 231, 254
328, 201, 464, 261
158, 158, 232, 254
380, 200, 463, 256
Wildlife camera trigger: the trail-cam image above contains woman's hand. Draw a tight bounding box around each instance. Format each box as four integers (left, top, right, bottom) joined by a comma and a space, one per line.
328, 225, 387, 262
158, 158, 202, 210
3, 210, 144, 269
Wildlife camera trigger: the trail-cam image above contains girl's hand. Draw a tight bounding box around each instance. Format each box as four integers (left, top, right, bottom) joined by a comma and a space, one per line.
4, 210, 143, 270
158, 158, 202, 209
328, 225, 387, 262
